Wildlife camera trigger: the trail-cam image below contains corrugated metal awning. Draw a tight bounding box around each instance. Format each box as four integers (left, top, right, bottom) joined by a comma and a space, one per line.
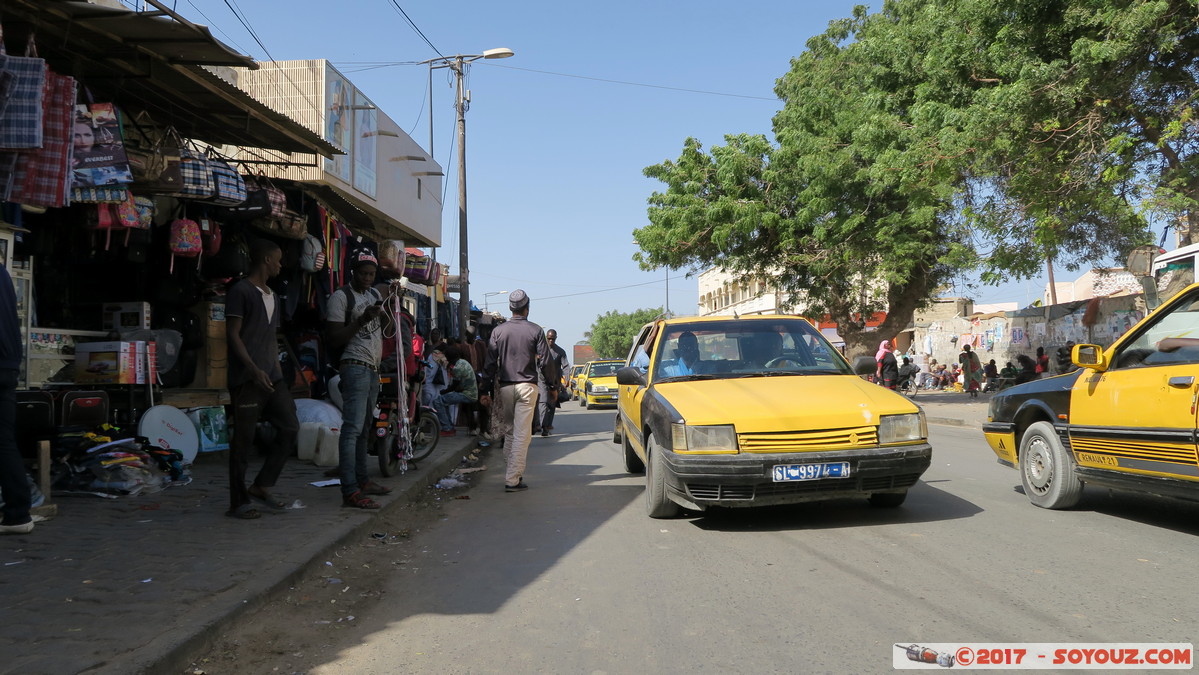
3, 0, 339, 157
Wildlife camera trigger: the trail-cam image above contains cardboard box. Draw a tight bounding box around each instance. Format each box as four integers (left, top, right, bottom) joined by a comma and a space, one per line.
190, 301, 227, 390
75, 341, 155, 385
101, 302, 151, 332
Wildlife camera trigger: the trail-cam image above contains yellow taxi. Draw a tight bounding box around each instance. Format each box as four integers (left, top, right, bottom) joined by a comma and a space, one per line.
983, 282, 1199, 509
567, 364, 586, 401
578, 359, 624, 410
613, 315, 931, 518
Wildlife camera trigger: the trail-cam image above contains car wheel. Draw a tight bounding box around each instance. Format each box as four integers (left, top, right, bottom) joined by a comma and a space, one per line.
623, 427, 645, 475
579, 393, 586, 408
1019, 420, 1083, 509
868, 491, 907, 508
644, 433, 679, 518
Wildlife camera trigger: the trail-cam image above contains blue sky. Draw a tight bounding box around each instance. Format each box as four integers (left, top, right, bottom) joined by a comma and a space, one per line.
175, 0, 1054, 352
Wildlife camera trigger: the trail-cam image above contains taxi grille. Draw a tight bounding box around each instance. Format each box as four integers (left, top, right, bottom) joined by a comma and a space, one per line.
737, 425, 879, 453
686, 473, 921, 501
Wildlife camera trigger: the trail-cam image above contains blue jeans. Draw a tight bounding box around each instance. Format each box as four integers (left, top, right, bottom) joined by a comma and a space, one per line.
338, 364, 380, 497
434, 391, 475, 430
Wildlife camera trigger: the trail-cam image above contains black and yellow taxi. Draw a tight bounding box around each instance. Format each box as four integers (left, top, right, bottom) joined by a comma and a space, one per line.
578, 359, 623, 410
983, 282, 1199, 509
613, 315, 932, 518
566, 365, 585, 401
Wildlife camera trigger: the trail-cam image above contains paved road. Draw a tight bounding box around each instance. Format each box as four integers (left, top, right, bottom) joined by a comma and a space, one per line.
285, 407, 1199, 674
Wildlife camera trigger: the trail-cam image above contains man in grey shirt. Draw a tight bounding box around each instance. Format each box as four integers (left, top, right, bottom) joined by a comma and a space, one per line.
326, 252, 391, 509
479, 289, 555, 492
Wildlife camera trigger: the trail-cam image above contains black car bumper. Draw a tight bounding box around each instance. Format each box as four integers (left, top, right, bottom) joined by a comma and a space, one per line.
661, 444, 932, 509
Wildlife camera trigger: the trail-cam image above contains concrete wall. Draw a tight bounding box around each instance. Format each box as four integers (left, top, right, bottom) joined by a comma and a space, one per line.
909, 294, 1145, 371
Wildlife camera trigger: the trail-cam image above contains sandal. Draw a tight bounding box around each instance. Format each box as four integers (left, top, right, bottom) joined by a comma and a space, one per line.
247, 486, 287, 509
342, 491, 381, 510
226, 504, 262, 520
360, 480, 392, 496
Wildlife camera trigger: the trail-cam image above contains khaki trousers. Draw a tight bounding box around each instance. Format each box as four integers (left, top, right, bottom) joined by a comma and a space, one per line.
498, 382, 539, 486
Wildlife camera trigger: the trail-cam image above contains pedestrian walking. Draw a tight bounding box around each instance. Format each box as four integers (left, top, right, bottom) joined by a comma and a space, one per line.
225, 239, 299, 519
479, 289, 555, 492
536, 329, 569, 437
0, 261, 33, 534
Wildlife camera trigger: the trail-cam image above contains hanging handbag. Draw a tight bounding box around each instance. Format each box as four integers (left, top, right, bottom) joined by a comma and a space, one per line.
132, 126, 184, 194
204, 152, 247, 206
221, 186, 269, 220
167, 146, 213, 199
0, 28, 47, 150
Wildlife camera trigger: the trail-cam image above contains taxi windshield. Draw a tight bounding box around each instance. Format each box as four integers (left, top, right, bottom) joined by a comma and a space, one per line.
652, 319, 851, 381
588, 362, 621, 377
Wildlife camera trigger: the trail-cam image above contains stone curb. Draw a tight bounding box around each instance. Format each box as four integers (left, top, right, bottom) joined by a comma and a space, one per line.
141, 437, 478, 675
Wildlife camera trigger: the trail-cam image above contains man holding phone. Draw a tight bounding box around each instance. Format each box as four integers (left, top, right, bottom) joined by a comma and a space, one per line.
325, 252, 392, 509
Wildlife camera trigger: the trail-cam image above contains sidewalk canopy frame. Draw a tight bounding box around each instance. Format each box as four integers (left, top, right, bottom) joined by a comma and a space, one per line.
5, 0, 340, 158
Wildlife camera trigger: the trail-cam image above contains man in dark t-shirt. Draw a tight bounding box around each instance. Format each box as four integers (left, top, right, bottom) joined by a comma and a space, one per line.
225, 239, 298, 519
0, 263, 33, 534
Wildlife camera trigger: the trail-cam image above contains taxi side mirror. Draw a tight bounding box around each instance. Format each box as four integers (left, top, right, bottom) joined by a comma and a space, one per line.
852, 355, 876, 376
1073, 344, 1108, 371
616, 367, 646, 387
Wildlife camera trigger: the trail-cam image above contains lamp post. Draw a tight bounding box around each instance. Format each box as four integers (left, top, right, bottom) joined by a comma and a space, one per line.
421, 47, 515, 337
484, 290, 509, 312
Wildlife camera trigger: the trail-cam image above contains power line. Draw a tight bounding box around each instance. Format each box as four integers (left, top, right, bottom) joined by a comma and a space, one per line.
482, 63, 778, 101
331, 61, 779, 101
383, 0, 442, 57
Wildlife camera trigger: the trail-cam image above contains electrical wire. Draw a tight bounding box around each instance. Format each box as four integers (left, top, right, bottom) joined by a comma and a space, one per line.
481, 63, 779, 101
330, 61, 779, 101
383, 0, 442, 57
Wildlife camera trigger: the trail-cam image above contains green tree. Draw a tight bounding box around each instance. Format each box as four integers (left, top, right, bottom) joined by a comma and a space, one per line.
637, 5, 969, 356
585, 307, 663, 359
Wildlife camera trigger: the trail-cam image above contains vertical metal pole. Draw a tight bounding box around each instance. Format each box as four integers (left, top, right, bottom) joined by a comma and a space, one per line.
456, 56, 471, 336
665, 269, 670, 314
428, 64, 434, 156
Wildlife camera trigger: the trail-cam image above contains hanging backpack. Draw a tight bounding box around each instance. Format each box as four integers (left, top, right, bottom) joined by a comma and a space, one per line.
88, 202, 126, 251
198, 217, 222, 256
300, 234, 325, 273
168, 218, 202, 273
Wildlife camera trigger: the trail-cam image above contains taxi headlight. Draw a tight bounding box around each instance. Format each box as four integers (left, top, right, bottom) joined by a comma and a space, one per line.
878, 413, 926, 444
591, 385, 610, 393
671, 423, 738, 452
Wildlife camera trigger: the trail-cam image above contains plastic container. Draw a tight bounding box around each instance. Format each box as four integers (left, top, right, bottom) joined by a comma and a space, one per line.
297, 421, 323, 462
314, 426, 340, 467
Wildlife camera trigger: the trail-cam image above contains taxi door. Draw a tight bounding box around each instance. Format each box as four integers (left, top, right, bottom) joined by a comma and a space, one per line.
1068, 291, 1199, 479
618, 322, 658, 458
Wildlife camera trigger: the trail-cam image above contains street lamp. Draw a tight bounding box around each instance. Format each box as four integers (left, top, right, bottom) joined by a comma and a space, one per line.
421, 47, 515, 336
484, 290, 508, 312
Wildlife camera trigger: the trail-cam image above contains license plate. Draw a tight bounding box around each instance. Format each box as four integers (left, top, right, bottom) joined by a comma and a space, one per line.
772, 462, 850, 482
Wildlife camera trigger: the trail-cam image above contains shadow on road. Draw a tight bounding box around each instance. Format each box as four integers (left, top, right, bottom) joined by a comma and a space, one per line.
1011, 483, 1199, 535
689, 480, 983, 532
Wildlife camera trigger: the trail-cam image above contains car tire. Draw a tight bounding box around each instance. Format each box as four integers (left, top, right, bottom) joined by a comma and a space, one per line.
579, 393, 586, 408
1019, 420, 1083, 509
645, 433, 680, 518
868, 491, 907, 508
623, 427, 645, 475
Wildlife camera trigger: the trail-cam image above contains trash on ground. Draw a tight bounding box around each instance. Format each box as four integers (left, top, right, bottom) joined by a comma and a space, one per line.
287, 499, 307, 509
310, 479, 341, 488
435, 477, 466, 489
457, 466, 486, 474
454, 495, 471, 500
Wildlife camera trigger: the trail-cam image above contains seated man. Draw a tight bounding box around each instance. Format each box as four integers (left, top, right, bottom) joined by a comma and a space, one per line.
663, 331, 712, 377
897, 357, 919, 389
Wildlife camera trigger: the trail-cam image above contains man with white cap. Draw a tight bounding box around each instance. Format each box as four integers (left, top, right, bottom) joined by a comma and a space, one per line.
479, 289, 554, 492
326, 251, 392, 509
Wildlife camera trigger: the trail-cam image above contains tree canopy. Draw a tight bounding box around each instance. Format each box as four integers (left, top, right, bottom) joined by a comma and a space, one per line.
585, 307, 663, 359
637, 0, 1195, 355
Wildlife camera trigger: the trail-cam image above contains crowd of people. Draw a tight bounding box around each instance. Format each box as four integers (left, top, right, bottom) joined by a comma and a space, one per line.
219, 247, 569, 519
872, 338, 1071, 397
